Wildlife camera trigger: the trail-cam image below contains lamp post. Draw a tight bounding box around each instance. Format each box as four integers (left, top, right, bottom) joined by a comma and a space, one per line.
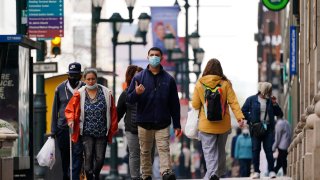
164, 0, 205, 178
91, 1, 150, 179
117, 12, 151, 65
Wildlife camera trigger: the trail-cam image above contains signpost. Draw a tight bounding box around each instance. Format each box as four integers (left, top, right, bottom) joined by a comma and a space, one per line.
289, 26, 297, 76
27, 0, 64, 38
33, 62, 58, 74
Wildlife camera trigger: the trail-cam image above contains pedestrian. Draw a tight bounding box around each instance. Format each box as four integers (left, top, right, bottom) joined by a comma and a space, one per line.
65, 68, 118, 180
117, 65, 144, 180
191, 58, 245, 180
51, 62, 85, 180
241, 82, 283, 179
230, 127, 242, 177
235, 127, 252, 177
126, 47, 182, 180
273, 115, 292, 176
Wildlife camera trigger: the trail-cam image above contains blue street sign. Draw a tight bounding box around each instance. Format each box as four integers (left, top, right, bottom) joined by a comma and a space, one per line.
289, 26, 297, 76
0, 35, 23, 42
27, 0, 64, 38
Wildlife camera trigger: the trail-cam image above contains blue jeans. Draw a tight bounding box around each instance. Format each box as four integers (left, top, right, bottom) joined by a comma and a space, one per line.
56, 128, 84, 180
251, 130, 274, 173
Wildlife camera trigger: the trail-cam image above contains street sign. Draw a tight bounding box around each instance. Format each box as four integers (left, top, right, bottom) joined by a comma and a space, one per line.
27, 0, 64, 38
289, 26, 297, 76
33, 62, 58, 74
0, 35, 23, 42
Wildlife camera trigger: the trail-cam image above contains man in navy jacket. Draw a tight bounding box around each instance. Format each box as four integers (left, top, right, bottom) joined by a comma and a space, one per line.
127, 47, 181, 180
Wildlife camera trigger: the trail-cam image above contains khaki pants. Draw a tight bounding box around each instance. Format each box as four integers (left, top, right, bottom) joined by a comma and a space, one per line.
138, 126, 171, 179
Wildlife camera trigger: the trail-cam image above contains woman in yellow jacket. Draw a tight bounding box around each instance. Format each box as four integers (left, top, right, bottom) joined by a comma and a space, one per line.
192, 58, 244, 180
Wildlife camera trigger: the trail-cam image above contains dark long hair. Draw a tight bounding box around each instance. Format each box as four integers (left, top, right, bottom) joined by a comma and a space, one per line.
125, 65, 143, 87
202, 58, 229, 82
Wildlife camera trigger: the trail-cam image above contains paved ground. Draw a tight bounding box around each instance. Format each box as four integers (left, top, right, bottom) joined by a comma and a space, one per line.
178, 178, 292, 180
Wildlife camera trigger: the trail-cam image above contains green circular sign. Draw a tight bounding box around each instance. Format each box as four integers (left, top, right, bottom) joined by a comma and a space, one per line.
262, 0, 289, 11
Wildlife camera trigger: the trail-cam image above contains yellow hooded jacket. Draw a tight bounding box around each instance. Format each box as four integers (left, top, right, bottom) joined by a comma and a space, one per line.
192, 75, 244, 134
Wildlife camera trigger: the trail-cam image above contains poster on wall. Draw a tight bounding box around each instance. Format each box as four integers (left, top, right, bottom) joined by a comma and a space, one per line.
151, 6, 180, 72
0, 44, 30, 157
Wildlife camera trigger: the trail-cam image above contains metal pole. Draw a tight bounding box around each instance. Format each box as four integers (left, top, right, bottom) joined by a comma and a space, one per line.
185, 0, 190, 100
33, 40, 46, 179
16, 0, 27, 35
91, 4, 97, 68
28, 55, 34, 180
196, 0, 199, 32
129, 43, 132, 65
106, 22, 122, 180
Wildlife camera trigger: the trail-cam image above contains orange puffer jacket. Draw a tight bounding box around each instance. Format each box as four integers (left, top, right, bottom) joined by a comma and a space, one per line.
65, 85, 118, 143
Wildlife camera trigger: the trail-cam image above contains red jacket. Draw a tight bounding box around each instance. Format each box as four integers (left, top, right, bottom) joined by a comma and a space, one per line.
65, 86, 118, 143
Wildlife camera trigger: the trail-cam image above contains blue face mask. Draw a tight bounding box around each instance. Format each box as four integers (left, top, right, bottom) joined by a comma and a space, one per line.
148, 56, 161, 67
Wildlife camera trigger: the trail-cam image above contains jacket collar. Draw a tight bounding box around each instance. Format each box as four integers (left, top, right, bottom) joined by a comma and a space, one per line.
146, 64, 164, 75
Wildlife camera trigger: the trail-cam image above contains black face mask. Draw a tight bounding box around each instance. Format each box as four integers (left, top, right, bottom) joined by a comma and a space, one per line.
68, 77, 80, 88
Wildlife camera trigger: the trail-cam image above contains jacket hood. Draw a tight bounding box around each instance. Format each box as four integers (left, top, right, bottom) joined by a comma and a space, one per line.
199, 75, 222, 88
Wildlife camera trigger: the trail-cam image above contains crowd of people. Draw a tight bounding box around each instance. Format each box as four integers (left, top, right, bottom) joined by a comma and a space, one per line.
50, 46, 292, 180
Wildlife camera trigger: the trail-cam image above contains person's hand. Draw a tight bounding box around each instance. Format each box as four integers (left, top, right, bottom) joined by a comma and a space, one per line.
271, 96, 277, 104
175, 128, 182, 138
135, 81, 145, 95
68, 121, 74, 129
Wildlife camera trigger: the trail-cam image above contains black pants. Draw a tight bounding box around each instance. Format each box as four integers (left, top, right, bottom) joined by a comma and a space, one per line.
274, 148, 288, 175
56, 128, 84, 180
239, 159, 251, 177
82, 136, 107, 180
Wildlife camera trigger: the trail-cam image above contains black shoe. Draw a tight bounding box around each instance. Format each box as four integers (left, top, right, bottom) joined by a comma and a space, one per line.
162, 170, 176, 180
132, 177, 143, 180
143, 176, 152, 180
210, 175, 220, 180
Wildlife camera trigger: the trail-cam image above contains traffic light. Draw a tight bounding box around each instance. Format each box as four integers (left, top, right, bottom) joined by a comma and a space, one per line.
51, 37, 61, 56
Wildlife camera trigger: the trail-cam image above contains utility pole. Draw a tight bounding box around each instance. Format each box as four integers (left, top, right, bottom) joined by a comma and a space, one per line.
184, 0, 190, 100
91, 4, 98, 68
33, 40, 47, 179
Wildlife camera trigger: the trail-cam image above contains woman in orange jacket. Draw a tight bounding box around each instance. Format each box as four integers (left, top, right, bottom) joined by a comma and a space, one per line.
192, 58, 244, 180
65, 68, 118, 180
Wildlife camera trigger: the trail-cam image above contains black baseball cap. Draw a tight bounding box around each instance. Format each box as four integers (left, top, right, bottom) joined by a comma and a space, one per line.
67, 62, 81, 74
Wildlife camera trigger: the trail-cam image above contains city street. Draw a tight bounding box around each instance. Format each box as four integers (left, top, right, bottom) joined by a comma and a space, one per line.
0, 0, 318, 179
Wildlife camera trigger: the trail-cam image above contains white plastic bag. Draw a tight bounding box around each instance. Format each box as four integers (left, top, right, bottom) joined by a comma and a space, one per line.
36, 137, 56, 169
185, 108, 199, 139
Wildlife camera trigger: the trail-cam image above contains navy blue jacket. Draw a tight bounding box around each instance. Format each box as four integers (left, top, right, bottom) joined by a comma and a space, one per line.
241, 94, 283, 130
126, 65, 181, 129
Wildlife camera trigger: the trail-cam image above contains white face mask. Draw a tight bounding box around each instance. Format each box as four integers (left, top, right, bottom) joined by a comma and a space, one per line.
86, 83, 98, 90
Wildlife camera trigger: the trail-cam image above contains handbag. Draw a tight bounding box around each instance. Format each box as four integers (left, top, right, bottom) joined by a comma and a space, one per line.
185, 108, 199, 139
251, 122, 267, 138
251, 104, 268, 138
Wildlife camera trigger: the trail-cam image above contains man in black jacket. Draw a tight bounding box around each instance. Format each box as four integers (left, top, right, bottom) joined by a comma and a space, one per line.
127, 47, 182, 180
51, 62, 85, 180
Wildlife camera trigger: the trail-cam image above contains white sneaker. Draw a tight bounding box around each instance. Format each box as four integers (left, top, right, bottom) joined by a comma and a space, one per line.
252, 172, 260, 179
269, 171, 276, 178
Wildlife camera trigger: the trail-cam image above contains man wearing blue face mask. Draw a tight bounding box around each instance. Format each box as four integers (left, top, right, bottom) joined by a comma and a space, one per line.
127, 47, 182, 180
